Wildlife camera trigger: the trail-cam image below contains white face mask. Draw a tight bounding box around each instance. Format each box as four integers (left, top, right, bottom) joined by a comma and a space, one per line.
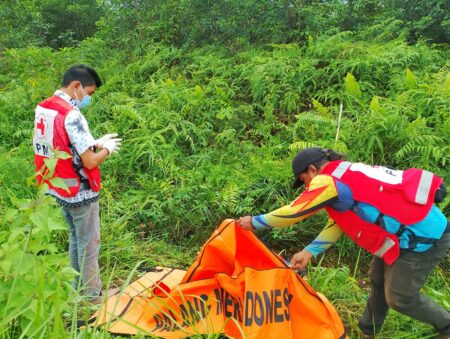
74, 85, 92, 109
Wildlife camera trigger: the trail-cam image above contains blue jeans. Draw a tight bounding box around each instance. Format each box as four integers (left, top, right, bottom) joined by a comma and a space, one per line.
62, 201, 102, 297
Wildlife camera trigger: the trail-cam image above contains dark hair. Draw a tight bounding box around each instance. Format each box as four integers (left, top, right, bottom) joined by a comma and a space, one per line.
62, 64, 102, 88
309, 149, 345, 170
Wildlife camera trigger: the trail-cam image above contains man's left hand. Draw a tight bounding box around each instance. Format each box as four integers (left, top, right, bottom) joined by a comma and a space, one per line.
236, 216, 254, 231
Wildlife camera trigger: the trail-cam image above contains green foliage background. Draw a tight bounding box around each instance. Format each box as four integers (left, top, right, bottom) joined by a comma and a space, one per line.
0, 0, 449, 337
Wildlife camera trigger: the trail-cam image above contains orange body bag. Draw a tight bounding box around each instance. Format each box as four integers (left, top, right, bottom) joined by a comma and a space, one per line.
87, 220, 347, 338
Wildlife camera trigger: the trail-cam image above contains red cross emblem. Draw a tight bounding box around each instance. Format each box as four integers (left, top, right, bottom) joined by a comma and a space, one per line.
36, 115, 47, 137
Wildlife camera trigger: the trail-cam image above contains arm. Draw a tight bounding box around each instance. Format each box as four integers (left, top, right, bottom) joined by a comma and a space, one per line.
80, 148, 109, 169
65, 110, 96, 162
65, 110, 118, 169
247, 175, 338, 230
290, 219, 343, 269
305, 219, 344, 256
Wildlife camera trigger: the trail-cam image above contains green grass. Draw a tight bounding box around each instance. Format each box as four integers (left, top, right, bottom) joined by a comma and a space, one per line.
1, 28, 449, 337
0, 190, 447, 338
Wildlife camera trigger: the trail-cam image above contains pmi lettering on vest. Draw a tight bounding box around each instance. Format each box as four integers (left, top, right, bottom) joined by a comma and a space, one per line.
33, 106, 57, 158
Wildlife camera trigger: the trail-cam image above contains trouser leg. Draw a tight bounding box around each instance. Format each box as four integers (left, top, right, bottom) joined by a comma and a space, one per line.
359, 256, 389, 334
384, 232, 450, 332
62, 207, 81, 289
63, 201, 102, 297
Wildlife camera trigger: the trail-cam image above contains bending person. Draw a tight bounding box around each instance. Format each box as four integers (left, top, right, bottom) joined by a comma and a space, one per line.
237, 147, 449, 338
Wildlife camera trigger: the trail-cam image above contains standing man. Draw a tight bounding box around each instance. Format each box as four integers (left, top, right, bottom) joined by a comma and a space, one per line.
237, 148, 449, 338
33, 64, 121, 300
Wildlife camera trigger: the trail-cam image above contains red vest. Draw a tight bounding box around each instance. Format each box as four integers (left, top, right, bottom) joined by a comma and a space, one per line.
320, 160, 443, 265
33, 95, 101, 197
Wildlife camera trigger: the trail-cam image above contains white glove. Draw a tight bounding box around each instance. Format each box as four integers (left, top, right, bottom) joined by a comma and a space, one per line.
95, 133, 118, 148
103, 138, 122, 156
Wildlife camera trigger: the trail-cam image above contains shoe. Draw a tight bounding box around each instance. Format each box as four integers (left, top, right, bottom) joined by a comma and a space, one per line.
89, 287, 121, 305
104, 286, 121, 296
360, 330, 375, 339
438, 324, 450, 339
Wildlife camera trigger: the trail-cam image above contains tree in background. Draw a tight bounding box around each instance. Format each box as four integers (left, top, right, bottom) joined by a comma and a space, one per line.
0, 0, 102, 50
0, 0, 47, 49
39, 0, 104, 48
2, 0, 449, 51
392, 0, 450, 44
341, 0, 387, 31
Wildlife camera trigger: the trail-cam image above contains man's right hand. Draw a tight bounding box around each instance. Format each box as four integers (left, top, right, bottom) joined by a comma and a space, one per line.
103, 138, 121, 155
290, 249, 313, 270
236, 216, 254, 231
95, 133, 119, 148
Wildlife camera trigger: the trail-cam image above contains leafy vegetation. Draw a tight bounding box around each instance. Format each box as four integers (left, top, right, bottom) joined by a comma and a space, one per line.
0, 0, 449, 337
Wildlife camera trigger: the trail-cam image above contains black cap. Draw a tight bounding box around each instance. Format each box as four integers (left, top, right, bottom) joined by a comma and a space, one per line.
292, 147, 327, 188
